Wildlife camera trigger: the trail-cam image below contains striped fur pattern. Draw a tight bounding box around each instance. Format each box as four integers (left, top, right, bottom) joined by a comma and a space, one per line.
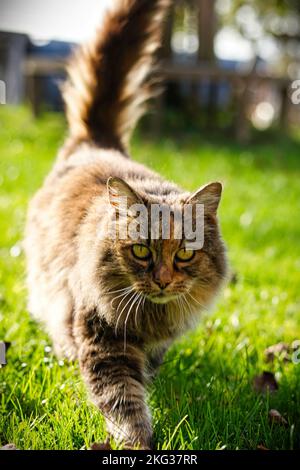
25, 0, 227, 449
62, 0, 171, 154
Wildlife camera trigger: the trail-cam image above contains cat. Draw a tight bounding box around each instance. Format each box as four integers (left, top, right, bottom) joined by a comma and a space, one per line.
24, 0, 227, 449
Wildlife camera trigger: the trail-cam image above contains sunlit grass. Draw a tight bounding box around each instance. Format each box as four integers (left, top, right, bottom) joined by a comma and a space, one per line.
0, 106, 300, 449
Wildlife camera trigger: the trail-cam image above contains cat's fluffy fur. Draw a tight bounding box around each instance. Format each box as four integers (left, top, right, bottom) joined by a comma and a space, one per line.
25, 0, 227, 449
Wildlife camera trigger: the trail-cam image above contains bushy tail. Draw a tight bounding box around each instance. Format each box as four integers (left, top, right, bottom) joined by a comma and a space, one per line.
63, 0, 171, 154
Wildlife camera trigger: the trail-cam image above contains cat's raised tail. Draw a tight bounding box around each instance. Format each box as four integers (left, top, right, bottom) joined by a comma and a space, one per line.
63, 0, 171, 155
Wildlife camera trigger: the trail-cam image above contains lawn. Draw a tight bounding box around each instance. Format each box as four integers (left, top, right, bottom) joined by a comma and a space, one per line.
0, 106, 300, 450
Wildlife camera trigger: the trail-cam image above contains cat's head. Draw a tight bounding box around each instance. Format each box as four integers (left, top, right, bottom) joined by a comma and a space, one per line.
104, 177, 227, 310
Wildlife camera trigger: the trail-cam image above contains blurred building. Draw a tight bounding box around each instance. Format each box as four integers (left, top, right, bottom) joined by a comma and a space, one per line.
0, 31, 73, 112
0, 31, 28, 104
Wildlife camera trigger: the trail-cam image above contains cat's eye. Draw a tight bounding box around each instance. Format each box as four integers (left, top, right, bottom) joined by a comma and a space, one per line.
131, 244, 151, 260
175, 247, 195, 262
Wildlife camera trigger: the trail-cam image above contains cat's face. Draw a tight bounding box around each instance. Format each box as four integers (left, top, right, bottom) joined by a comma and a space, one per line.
107, 177, 227, 307
117, 236, 213, 304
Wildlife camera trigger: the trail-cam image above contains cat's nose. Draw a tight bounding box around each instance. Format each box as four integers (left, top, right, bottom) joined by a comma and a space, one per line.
153, 264, 172, 289
153, 278, 171, 289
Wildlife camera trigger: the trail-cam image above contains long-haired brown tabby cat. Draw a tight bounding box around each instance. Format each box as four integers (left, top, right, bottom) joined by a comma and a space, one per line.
25, 0, 227, 449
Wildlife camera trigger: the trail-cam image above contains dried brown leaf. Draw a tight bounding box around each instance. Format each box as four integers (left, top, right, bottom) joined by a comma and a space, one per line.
253, 371, 278, 393
269, 409, 288, 426
1, 443, 18, 450
90, 441, 112, 450
264, 342, 291, 363
257, 444, 269, 450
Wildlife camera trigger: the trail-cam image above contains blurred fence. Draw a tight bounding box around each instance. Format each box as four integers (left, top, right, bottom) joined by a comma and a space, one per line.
0, 0, 299, 141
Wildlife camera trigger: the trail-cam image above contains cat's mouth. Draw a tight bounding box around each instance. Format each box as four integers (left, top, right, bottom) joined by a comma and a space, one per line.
147, 292, 179, 304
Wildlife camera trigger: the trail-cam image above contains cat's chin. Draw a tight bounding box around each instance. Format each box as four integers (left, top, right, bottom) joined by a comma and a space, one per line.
147, 294, 178, 304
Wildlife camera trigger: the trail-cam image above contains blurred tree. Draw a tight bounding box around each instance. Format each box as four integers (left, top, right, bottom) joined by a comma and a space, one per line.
229, 0, 300, 16
152, 0, 297, 138
220, 0, 300, 75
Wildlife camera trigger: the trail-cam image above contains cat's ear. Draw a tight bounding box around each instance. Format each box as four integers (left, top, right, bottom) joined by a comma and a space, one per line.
187, 182, 222, 214
107, 177, 143, 210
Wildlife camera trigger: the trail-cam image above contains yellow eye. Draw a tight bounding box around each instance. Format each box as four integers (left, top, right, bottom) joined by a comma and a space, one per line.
132, 244, 151, 260
176, 247, 195, 262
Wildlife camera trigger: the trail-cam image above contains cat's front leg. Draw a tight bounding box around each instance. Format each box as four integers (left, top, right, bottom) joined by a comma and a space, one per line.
75, 311, 152, 449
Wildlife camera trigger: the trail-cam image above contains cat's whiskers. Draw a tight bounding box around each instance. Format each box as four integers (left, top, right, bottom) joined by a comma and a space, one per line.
110, 286, 134, 308
142, 295, 146, 313
123, 292, 141, 351
186, 291, 209, 312
177, 297, 186, 315
176, 296, 186, 329
115, 290, 135, 317
115, 290, 137, 336
134, 292, 144, 330
181, 293, 190, 311
107, 286, 132, 296
175, 298, 181, 326
182, 293, 193, 322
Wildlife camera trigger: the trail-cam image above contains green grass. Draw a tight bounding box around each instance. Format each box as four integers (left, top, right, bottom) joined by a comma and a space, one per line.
1, 106, 300, 450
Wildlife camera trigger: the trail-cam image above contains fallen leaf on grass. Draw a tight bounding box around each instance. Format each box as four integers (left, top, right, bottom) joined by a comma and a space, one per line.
257, 444, 269, 450
269, 409, 288, 426
1, 443, 18, 450
253, 371, 278, 393
264, 342, 290, 363
90, 441, 112, 450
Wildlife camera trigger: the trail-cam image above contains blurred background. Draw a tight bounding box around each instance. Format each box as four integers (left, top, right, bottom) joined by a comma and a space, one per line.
1, 0, 300, 141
